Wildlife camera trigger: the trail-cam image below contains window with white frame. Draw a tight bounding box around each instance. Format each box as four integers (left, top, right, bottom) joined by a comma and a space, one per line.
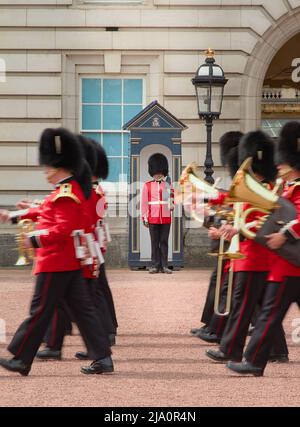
81, 77, 144, 182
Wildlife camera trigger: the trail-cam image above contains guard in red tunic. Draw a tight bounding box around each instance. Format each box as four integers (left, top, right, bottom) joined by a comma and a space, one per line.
0, 128, 113, 376
192, 131, 243, 343
228, 121, 300, 376
142, 153, 174, 274
206, 130, 288, 364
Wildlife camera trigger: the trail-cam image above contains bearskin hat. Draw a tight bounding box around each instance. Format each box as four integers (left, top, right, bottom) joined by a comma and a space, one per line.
219, 131, 243, 167
39, 127, 83, 175
77, 134, 98, 176
238, 130, 277, 182
148, 153, 169, 177
277, 121, 300, 171
227, 146, 240, 179
92, 141, 109, 180
74, 159, 92, 199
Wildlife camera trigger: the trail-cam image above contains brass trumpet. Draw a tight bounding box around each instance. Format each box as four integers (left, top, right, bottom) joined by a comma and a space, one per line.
179, 162, 219, 223
15, 219, 35, 266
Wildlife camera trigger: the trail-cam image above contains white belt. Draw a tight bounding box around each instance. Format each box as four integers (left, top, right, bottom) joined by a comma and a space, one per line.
148, 201, 168, 205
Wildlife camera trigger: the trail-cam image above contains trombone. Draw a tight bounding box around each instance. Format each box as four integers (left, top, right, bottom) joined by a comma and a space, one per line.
213, 202, 245, 317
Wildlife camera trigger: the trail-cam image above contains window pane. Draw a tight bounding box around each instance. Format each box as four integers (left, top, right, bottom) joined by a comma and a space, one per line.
82, 105, 101, 130
82, 79, 101, 103
124, 79, 143, 104
103, 105, 122, 130
123, 158, 129, 178
103, 133, 122, 156
82, 132, 101, 143
123, 105, 142, 126
107, 158, 122, 182
123, 133, 130, 157
103, 79, 122, 103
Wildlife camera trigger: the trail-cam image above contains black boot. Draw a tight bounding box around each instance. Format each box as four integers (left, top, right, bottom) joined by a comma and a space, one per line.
75, 351, 90, 360
81, 356, 114, 375
36, 348, 62, 360
206, 349, 241, 363
0, 358, 31, 376
195, 329, 220, 343
227, 360, 264, 377
269, 354, 289, 363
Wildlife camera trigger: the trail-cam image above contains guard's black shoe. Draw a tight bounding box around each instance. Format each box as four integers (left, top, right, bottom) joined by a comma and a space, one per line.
36, 348, 62, 360
190, 325, 209, 335
205, 349, 238, 363
81, 356, 114, 375
0, 358, 31, 376
269, 355, 289, 363
195, 329, 221, 343
149, 267, 159, 274
109, 334, 116, 346
75, 351, 90, 360
162, 267, 172, 274
227, 360, 264, 377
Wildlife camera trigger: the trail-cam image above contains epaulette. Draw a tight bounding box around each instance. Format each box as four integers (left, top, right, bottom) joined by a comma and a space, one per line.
52, 183, 81, 204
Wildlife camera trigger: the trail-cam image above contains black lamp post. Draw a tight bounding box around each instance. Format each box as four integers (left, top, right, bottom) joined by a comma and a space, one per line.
192, 48, 228, 184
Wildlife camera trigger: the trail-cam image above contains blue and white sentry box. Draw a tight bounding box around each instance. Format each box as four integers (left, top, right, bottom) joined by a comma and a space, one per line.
123, 100, 187, 270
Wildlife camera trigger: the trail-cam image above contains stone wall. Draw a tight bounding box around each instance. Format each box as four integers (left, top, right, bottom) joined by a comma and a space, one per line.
0, 228, 214, 269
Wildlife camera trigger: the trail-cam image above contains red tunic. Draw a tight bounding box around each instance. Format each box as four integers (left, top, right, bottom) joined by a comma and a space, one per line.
141, 180, 174, 225
268, 184, 300, 282
233, 203, 272, 272
20, 180, 86, 275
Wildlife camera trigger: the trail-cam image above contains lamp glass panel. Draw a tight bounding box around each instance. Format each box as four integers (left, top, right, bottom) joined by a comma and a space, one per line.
210, 85, 224, 114
197, 65, 210, 77
196, 85, 211, 114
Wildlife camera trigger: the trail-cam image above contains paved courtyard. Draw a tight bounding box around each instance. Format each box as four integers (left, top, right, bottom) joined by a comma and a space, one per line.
0, 268, 299, 407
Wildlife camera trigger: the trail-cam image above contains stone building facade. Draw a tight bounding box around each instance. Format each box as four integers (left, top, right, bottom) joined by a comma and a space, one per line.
0, 0, 300, 267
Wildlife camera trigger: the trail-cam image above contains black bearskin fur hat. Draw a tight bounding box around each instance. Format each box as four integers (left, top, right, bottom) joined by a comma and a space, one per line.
39, 127, 83, 175
77, 134, 98, 176
238, 130, 277, 182
148, 153, 169, 177
74, 159, 92, 199
91, 141, 109, 180
277, 121, 300, 171
219, 131, 244, 167
227, 146, 240, 179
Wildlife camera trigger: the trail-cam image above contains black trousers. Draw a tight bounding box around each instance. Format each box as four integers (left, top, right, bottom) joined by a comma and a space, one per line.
201, 266, 218, 326
149, 223, 171, 269
45, 264, 117, 351
8, 270, 111, 365
97, 264, 118, 332
220, 271, 288, 361
245, 277, 300, 369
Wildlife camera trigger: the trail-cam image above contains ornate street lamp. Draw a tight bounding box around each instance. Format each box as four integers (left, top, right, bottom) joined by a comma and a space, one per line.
192, 48, 228, 184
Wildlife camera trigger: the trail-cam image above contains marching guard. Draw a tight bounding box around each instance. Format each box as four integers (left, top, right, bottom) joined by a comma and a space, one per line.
228, 122, 300, 376
206, 130, 288, 364
0, 128, 113, 376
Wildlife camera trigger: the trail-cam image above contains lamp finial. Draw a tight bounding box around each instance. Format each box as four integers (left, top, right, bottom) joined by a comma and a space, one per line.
205, 48, 215, 58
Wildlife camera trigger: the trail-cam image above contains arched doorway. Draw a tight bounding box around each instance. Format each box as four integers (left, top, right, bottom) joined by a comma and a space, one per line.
241, 11, 300, 133
261, 33, 300, 138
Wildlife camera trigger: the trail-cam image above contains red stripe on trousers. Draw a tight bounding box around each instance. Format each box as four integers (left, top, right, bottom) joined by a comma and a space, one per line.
49, 307, 58, 349
15, 273, 52, 359
251, 280, 286, 364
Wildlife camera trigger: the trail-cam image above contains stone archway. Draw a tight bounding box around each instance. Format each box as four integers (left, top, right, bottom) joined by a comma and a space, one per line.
241, 9, 300, 132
